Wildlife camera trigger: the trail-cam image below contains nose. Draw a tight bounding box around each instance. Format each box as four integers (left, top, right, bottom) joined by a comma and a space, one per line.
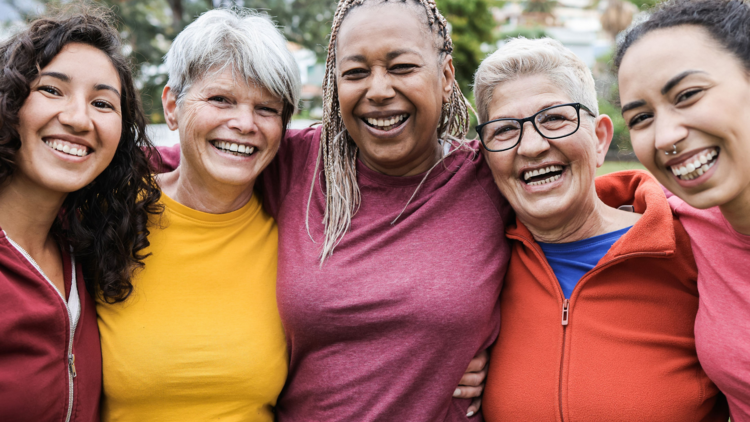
227, 108, 257, 135
57, 95, 94, 133
516, 121, 550, 158
365, 68, 396, 103
653, 109, 688, 152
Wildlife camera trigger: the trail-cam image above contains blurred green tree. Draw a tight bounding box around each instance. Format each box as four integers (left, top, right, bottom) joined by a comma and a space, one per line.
436, 0, 501, 97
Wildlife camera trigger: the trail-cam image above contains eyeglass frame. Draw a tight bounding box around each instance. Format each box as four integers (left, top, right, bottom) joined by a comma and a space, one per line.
476, 102, 596, 152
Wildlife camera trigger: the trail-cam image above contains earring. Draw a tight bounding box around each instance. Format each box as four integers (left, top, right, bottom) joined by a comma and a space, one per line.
664, 144, 677, 155
443, 103, 450, 113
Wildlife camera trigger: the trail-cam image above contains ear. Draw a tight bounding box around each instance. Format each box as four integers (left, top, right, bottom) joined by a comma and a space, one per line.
162, 86, 179, 131
440, 54, 456, 104
594, 113, 614, 168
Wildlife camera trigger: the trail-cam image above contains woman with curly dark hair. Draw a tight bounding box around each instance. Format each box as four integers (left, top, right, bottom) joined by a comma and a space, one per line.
0, 7, 160, 421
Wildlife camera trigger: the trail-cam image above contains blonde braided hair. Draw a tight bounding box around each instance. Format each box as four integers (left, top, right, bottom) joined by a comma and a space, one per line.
307, 0, 472, 263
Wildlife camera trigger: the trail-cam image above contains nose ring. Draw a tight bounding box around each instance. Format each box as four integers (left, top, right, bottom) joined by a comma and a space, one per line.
664, 144, 677, 155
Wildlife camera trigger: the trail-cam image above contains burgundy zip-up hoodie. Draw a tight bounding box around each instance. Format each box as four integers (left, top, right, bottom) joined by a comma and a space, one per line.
0, 229, 101, 422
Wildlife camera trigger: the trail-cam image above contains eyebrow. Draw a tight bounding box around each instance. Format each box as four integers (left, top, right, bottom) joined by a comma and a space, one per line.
621, 100, 646, 115
340, 49, 421, 64
41, 71, 120, 97
95, 83, 121, 98
661, 70, 705, 95
385, 48, 420, 61
40, 71, 69, 82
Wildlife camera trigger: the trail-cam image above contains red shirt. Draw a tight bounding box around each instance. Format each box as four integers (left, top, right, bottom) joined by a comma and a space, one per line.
0, 229, 101, 422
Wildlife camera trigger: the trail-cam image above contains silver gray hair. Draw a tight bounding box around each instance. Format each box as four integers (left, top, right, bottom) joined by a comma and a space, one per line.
473, 37, 598, 123
165, 8, 301, 110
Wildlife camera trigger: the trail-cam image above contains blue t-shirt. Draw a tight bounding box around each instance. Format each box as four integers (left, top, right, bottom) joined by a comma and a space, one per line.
538, 226, 632, 299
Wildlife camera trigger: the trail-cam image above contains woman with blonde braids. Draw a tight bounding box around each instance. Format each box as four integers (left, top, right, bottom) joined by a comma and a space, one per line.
264, 1, 509, 419
158, 1, 510, 419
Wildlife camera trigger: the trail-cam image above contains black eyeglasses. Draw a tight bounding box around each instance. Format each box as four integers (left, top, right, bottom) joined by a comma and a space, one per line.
476, 103, 595, 152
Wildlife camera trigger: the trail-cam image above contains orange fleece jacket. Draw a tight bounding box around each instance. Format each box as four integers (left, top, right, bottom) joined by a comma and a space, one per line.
483, 170, 728, 422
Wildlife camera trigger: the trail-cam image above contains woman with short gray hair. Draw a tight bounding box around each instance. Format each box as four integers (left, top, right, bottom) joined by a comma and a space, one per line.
473, 37, 726, 420
96, 9, 300, 421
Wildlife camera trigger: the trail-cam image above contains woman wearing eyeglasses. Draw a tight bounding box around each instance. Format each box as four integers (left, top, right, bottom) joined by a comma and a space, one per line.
472, 37, 727, 421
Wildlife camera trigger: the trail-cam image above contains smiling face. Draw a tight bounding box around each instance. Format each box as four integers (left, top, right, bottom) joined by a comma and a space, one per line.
619, 26, 750, 210
335, 3, 454, 176
482, 74, 612, 229
15, 42, 122, 197
163, 69, 284, 190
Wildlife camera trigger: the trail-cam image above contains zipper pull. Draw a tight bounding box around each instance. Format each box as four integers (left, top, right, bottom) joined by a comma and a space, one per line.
69, 354, 77, 378
561, 299, 570, 326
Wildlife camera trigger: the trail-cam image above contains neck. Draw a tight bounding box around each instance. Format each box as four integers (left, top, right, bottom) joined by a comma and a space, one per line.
158, 161, 255, 215
0, 175, 66, 253
359, 141, 443, 177
524, 194, 627, 244
719, 185, 750, 235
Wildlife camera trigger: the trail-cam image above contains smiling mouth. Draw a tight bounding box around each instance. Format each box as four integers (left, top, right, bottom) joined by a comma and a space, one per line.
44, 139, 89, 157
669, 147, 719, 181
211, 140, 256, 157
362, 114, 409, 131
522, 165, 565, 186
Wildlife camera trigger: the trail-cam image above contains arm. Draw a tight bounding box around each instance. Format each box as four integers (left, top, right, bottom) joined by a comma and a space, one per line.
453, 348, 489, 417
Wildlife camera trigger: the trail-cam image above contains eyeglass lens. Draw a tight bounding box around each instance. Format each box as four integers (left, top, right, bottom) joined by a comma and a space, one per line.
480, 104, 580, 151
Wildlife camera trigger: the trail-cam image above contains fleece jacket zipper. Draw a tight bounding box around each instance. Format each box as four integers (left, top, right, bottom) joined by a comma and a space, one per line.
6, 235, 80, 422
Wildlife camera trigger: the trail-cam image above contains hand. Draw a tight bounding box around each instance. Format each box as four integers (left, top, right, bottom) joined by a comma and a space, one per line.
453, 349, 489, 417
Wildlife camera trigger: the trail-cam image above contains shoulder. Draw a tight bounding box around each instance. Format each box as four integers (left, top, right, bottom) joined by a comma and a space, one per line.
447, 139, 512, 223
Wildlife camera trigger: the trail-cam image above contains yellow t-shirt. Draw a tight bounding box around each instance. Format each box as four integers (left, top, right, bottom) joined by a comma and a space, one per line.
97, 193, 287, 422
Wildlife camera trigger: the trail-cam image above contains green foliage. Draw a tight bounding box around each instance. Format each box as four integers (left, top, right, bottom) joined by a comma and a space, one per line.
100, 0, 213, 122
436, 0, 501, 97
598, 94, 631, 153
499, 26, 547, 40
595, 49, 631, 153
244, 0, 336, 57
627, 0, 661, 10
524, 0, 557, 14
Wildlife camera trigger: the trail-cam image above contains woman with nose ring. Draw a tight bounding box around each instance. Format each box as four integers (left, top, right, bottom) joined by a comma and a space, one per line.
617, 0, 750, 419
473, 37, 726, 421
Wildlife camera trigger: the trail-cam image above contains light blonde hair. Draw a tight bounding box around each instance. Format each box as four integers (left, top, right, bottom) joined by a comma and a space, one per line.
473, 37, 598, 124
309, 0, 472, 263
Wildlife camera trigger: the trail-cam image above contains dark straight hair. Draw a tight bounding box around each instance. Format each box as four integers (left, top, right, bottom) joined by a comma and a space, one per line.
614, 0, 750, 71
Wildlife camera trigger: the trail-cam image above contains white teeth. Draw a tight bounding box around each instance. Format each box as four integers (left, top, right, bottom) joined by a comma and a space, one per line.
523, 165, 563, 181
527, 174, 561, 186
365, 114, 408, 129
670, 148, 719, 181
214, 141, 255, 156
45, 139, 88, 157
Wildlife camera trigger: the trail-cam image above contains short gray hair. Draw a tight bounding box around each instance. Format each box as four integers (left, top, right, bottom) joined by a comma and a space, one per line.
165, 8, 300, 112
473, 37, 598, 123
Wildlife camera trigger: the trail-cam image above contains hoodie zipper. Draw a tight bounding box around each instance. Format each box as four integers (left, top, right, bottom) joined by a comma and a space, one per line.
509, 232, 668, 422
6, 235, 79, 422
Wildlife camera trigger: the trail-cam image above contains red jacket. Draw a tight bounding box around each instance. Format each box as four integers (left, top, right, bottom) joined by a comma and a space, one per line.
484, 171, 727, 421
0, 229, 101, 422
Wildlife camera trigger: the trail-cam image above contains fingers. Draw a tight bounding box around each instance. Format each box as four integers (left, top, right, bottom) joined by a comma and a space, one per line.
466, 397, 482, 418
458, 366, 487, 387
465, 349, 489, 373
452, 384, 484, 399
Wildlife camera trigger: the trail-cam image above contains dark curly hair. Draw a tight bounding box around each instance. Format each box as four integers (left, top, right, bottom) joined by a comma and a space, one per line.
614, 0, 750, 71
0, 6, 162, 302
